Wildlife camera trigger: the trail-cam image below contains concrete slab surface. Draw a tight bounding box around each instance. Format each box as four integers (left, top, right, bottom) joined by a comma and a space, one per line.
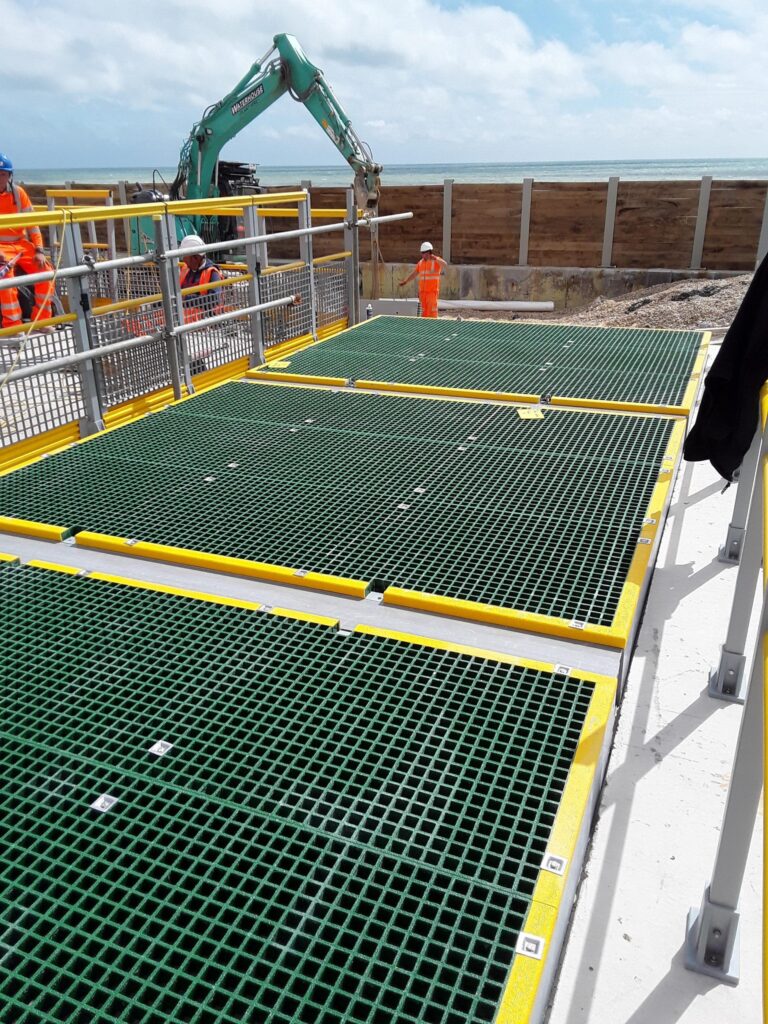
546, 454, 762, 1024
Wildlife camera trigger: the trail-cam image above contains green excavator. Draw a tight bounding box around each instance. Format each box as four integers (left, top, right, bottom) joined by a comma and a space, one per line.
130, 33, 382, 253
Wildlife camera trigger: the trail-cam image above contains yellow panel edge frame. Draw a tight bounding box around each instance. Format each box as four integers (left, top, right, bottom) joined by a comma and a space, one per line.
0, 515, 70, 542
497, 672, 616, 1023
246, 369, 350, 388
382, 586, 625, 648
22, 559, 341, 628
73, 531, 369, 599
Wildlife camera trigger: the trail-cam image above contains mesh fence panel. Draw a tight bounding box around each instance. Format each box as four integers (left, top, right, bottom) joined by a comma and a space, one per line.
0, 326, 84, 446
184, 274, 254, 378
315, 261, 348, 328
1, 247, 349, 449
91, 300, 171, 409
261, 265, 314, 348
110, 264, 162, 303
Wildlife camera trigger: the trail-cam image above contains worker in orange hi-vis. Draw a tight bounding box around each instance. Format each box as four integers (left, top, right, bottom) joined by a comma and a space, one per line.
0, 153, 55, 332
398, 241, 447, 318
177, 234, 223, 323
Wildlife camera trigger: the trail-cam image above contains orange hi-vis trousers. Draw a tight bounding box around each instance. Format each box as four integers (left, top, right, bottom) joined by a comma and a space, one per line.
0, 240, 54, 329
418, 284, 440, 318
416, 255, 442, 318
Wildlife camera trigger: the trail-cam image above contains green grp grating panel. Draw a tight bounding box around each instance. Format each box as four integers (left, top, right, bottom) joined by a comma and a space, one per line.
0, 563, 596, 1024
261, 316, 704, 408
0, 382, 676, 626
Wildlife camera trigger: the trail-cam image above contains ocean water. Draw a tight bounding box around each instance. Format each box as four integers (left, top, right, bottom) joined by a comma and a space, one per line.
13, 157, 768, 188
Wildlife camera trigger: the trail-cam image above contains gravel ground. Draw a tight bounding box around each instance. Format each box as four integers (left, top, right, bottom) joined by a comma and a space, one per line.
461, 273, 753, 333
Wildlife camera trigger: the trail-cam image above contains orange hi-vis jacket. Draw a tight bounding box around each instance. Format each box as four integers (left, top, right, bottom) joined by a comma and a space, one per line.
416, 254, 443, 318
0, 184, 53, 328
179, 260, 222, 323
416, 255, 443, 295
0, 184, 44, 251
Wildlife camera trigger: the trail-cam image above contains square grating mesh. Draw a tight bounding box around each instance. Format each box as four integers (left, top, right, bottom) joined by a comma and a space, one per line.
0, 382, 676, 626
258, 316, 705, 409
0, 563, 596, 1023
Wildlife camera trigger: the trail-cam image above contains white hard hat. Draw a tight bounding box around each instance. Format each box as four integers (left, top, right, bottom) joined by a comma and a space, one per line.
420, 241, 433, 253
179, 234, 205, 252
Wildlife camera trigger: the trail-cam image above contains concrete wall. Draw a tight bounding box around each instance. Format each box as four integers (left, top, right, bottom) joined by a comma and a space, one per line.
362, 263, 744, 312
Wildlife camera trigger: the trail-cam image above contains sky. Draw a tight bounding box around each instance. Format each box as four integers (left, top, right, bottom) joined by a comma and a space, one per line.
2, 0, 766, 169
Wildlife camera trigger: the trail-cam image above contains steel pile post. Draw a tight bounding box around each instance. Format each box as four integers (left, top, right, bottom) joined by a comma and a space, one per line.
153, 214, 186, 400
105, 194, 119, 301
344, 188, 360, 326
60, 220, 105, 436
298, 188, 318, 341
709, 422, 768, 701
243, 204, 266, 365
719, 426, 761, 564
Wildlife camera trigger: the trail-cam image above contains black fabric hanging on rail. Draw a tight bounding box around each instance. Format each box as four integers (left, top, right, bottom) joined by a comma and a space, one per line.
684, 250, 768, 481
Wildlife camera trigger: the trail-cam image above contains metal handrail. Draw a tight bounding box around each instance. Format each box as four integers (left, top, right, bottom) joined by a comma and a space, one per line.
685, 413, 767, 985
171, 295, 298, 337
4, 295, 299, 382
0, 213, 413, 293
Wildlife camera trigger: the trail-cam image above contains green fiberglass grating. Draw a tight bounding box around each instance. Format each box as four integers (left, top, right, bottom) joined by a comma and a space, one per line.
0, 563, 612, 1024
0, 382, 681, 642
254, 316, 707, 412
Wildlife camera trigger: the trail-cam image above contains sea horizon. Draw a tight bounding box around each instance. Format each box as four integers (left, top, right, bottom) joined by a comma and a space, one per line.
13, 156, 768, 188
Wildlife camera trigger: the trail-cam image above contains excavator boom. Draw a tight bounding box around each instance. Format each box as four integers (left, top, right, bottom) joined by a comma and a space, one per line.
170, 34, 381, 215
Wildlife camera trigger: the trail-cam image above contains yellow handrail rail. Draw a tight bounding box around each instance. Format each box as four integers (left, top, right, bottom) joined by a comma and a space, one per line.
262, 260, 305, 276
0, 313, 77, 339
45, 189, 113, 199
259, 208, 362, 219
0, 190, 309, 230
313, 251, 351, 265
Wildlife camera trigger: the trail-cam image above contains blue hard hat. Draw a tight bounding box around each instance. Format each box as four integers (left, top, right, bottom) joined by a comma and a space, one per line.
0, 154, 12, 172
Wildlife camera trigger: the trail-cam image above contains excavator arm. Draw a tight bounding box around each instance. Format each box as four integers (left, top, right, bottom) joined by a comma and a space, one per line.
169, 34, 382, 214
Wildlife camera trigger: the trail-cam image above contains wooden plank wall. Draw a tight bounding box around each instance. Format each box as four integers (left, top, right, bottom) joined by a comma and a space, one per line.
528, 182, 607, 267
612, 181, 700, 268
703, 180, 767, 271
451, 184, 522, 265
16, 177, 768, 271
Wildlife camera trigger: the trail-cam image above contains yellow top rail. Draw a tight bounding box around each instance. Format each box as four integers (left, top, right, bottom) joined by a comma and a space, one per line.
259, 208, 361, 220
46, 189, 113, 200
0, 190, 309, 230
313, 251, 351, 265
0, 313, 77, 339
262, 260, 305, 276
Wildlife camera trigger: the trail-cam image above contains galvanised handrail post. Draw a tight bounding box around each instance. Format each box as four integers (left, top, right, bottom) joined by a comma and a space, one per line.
344, 188, 360, 326
60, 219, 105, 436
243, 204, 266, 365
153, 214, 186, 401
709, 420, 768, 701
298, 187, 318, 341
718, 425, 762, 564
685, 560, 765, 982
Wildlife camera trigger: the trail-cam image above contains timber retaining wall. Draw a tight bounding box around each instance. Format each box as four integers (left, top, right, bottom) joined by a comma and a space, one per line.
20, 177, 768, 274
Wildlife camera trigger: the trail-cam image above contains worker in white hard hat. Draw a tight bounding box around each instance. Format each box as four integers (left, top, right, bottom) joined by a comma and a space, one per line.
398, 241, 447, 318
178, 234, 223, 322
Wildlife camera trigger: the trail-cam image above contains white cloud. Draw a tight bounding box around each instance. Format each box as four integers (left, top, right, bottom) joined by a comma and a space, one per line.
1, 0, 766, 166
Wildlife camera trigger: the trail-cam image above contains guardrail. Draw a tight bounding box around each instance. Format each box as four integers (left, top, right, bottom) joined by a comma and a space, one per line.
0, 189, 412, 459
685, 395, 766, 995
